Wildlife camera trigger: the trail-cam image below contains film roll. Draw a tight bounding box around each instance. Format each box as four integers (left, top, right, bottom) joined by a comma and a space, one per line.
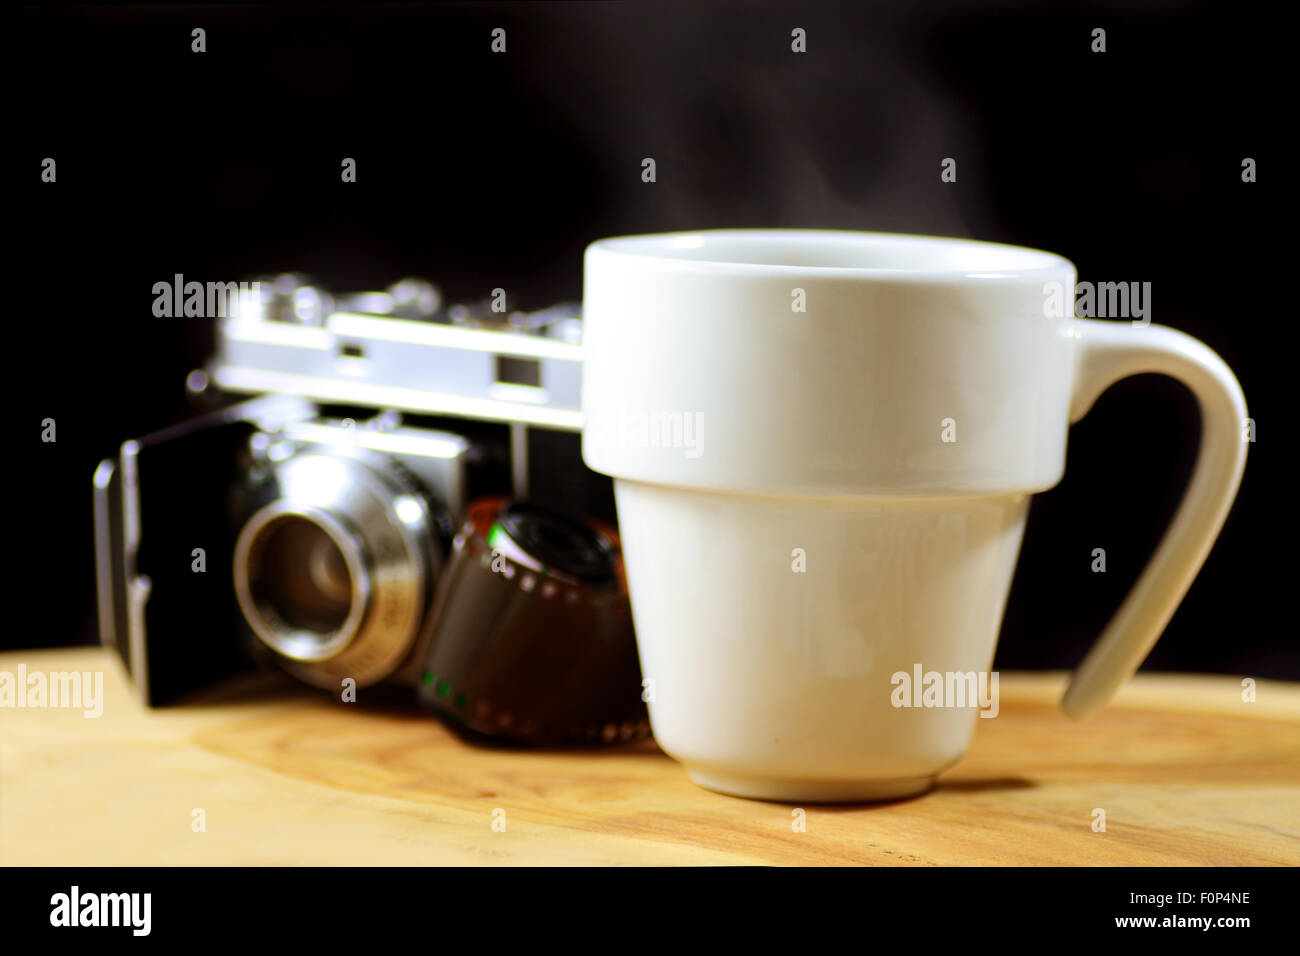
416, 497, 650, 746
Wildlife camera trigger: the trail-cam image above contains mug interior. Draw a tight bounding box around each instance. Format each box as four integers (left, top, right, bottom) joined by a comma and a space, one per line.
588, 229, 1072, 278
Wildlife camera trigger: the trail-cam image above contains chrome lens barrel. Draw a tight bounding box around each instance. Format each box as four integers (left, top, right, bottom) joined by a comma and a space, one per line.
233, 452, 437, 688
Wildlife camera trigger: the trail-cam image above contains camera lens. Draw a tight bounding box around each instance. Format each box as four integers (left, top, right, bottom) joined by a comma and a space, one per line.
251, 515, 353, 636
235, 504, 370, 665
233, 452, 439, 687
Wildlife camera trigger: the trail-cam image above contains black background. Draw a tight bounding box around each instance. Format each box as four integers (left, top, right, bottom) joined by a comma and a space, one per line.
7, 1, 1288, 678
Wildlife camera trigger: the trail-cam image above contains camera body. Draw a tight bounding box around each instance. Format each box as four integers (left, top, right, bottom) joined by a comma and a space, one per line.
94, 275, 648, 744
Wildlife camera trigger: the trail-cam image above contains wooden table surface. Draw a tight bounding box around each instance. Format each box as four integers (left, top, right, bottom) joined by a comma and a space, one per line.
2, 647, 1296, 865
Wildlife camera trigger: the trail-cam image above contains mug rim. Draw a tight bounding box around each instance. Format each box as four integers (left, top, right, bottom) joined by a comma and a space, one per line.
585, 228, 1075, 282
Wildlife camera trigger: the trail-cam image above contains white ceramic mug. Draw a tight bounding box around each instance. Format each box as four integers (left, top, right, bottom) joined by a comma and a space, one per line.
580, 229, 1247, 802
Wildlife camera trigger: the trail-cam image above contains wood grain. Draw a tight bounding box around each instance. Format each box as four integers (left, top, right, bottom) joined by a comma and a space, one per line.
2, 648, 1296, 865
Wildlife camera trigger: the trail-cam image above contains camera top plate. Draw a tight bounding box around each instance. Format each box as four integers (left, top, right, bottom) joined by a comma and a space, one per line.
209, 276, 584, 431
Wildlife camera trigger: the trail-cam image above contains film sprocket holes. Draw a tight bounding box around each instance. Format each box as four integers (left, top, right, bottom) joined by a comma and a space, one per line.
94, 274, 647, 744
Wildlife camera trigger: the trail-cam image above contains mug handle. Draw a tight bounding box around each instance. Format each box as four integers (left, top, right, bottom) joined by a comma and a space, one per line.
1061, 318, 1248, 718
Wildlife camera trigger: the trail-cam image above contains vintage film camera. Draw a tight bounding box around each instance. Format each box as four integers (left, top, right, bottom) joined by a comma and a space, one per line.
93, 275, 649, 745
